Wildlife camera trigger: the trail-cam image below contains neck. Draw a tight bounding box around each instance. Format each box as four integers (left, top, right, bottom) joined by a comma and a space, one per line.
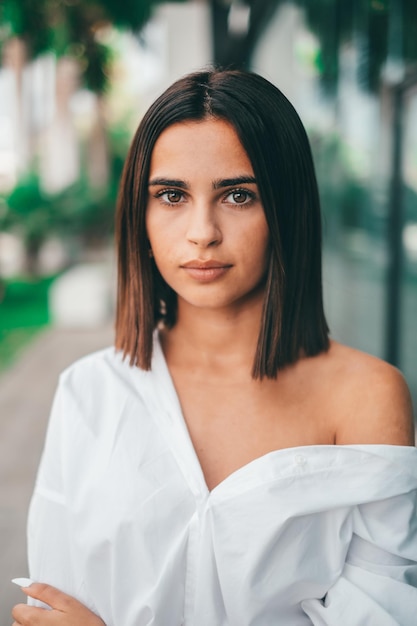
161, 294, 265, 376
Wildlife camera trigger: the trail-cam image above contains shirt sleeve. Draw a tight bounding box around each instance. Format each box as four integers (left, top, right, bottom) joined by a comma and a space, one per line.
27, 377, 97, 612
301, 489, 417, 625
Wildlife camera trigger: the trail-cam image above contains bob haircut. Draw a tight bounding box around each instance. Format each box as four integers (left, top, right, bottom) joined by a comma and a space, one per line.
115, 68, 329, 379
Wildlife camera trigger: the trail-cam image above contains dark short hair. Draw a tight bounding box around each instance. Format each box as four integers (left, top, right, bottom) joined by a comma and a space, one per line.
115, 68, 329, 378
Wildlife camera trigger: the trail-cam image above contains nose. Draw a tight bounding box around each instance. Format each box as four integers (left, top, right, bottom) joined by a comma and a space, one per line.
186, 205, 222, 248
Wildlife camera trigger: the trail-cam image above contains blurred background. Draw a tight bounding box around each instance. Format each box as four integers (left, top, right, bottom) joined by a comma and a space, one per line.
0, 0, 416, 617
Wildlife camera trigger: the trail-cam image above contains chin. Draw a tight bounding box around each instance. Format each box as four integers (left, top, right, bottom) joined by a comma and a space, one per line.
178, 289, 263, 313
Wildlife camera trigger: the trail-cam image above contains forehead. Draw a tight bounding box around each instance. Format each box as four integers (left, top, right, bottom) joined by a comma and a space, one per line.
149, 118, 254, 177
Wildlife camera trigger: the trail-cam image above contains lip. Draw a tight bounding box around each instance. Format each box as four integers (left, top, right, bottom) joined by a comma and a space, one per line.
181, 259, 232, 282
182, 260, 231, 269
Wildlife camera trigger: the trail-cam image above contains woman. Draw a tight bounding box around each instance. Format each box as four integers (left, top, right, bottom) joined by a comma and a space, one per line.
13, 69, 416, 625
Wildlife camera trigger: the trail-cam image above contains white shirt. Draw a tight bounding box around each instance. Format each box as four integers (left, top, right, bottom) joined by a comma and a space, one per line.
28, 336, 417, 625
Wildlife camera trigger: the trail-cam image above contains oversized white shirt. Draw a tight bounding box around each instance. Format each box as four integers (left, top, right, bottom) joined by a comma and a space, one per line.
28, 336, 417, 625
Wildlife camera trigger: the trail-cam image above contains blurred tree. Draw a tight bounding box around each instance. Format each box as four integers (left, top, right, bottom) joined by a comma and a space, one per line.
210, 0, 417, 93
0, 0, 52, 57
0, 0, 187, 220
1, 176, 104, 275
310, 132, 371, 238
0, 0, 161, 94
1, 1, 416, 95
300, 0, 417, 93
2, 173, 56, 275
2, 0, 415, 123
0, 118, 131, 275
210, 0, 283, 69
0, 0, 183, 274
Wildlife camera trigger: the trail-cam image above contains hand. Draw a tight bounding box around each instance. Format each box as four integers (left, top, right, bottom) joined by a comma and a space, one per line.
12, 583, 106, 626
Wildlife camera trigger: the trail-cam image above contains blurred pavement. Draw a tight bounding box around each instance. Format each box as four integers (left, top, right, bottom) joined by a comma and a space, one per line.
0, 325, 113, 625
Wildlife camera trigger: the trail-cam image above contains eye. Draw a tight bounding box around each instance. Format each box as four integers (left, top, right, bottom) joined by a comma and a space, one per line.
156, 189, 184, 204
224, 189, 255, 205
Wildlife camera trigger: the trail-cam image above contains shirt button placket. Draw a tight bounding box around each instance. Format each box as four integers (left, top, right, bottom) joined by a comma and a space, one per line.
183, 508, 201, 625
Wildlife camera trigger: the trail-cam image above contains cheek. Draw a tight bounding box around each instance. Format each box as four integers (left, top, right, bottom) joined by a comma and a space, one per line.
146, 213, 168, 256
146, 209, 183, 248
146, 218, 177, 273
145, 210, 157, 245
245, 220, 270, 262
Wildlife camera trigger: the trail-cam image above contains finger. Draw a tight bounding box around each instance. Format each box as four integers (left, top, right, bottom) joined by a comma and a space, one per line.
21, 583, 72, 612
12, 603, 51, 626
12, 602, 27, 620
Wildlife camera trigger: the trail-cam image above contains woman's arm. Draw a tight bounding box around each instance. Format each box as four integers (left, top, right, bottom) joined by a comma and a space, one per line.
12, 583, 105, 626
25, 375, 102, 617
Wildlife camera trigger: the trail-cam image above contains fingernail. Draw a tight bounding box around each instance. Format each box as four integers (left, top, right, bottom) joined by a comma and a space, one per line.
11, 577, 34, 588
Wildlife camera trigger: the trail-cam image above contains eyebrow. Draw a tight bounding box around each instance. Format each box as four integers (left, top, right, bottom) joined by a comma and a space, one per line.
213, 176, 257, 189
148, 178, 189, 189
148, 176, 257, 189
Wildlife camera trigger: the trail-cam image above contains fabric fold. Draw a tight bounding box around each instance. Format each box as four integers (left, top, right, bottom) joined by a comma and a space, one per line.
27, 341, 417, 625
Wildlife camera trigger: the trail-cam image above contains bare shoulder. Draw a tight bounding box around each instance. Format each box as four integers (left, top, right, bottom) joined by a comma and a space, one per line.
321, 341, 415, 446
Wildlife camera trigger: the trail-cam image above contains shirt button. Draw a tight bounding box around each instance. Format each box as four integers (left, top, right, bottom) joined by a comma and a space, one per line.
294, 454, 307, 466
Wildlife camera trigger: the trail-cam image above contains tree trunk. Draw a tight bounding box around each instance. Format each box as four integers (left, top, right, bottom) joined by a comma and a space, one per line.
25, 233, 43, 276
2, 37, 31, 176
87, 94, 109, 191
40, 57, 80, 193
209, 0, 283, 69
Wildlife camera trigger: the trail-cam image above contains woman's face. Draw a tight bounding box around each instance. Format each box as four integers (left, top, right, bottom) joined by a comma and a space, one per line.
146, 118, 270, 315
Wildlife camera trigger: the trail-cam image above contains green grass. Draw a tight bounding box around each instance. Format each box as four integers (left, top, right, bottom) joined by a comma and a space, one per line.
0, 276, 56, 371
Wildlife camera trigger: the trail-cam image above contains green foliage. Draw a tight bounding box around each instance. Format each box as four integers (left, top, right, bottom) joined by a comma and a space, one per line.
0, 276, 54, 370
0, 0, 52, 57
0, 276, 53, 329
62, 2, 115, 94
312, 128, 417, 246
0, 0, 165, 94
92, 0, 153, 30
1, 0, 416, 95
2, 173, 54, 265
1, 172, 114, 253
49, 178, 115, 244
0, 117, 130, 272
211, 0, 417, 92
310, 131, 371, 236
298, 0, 417, 93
